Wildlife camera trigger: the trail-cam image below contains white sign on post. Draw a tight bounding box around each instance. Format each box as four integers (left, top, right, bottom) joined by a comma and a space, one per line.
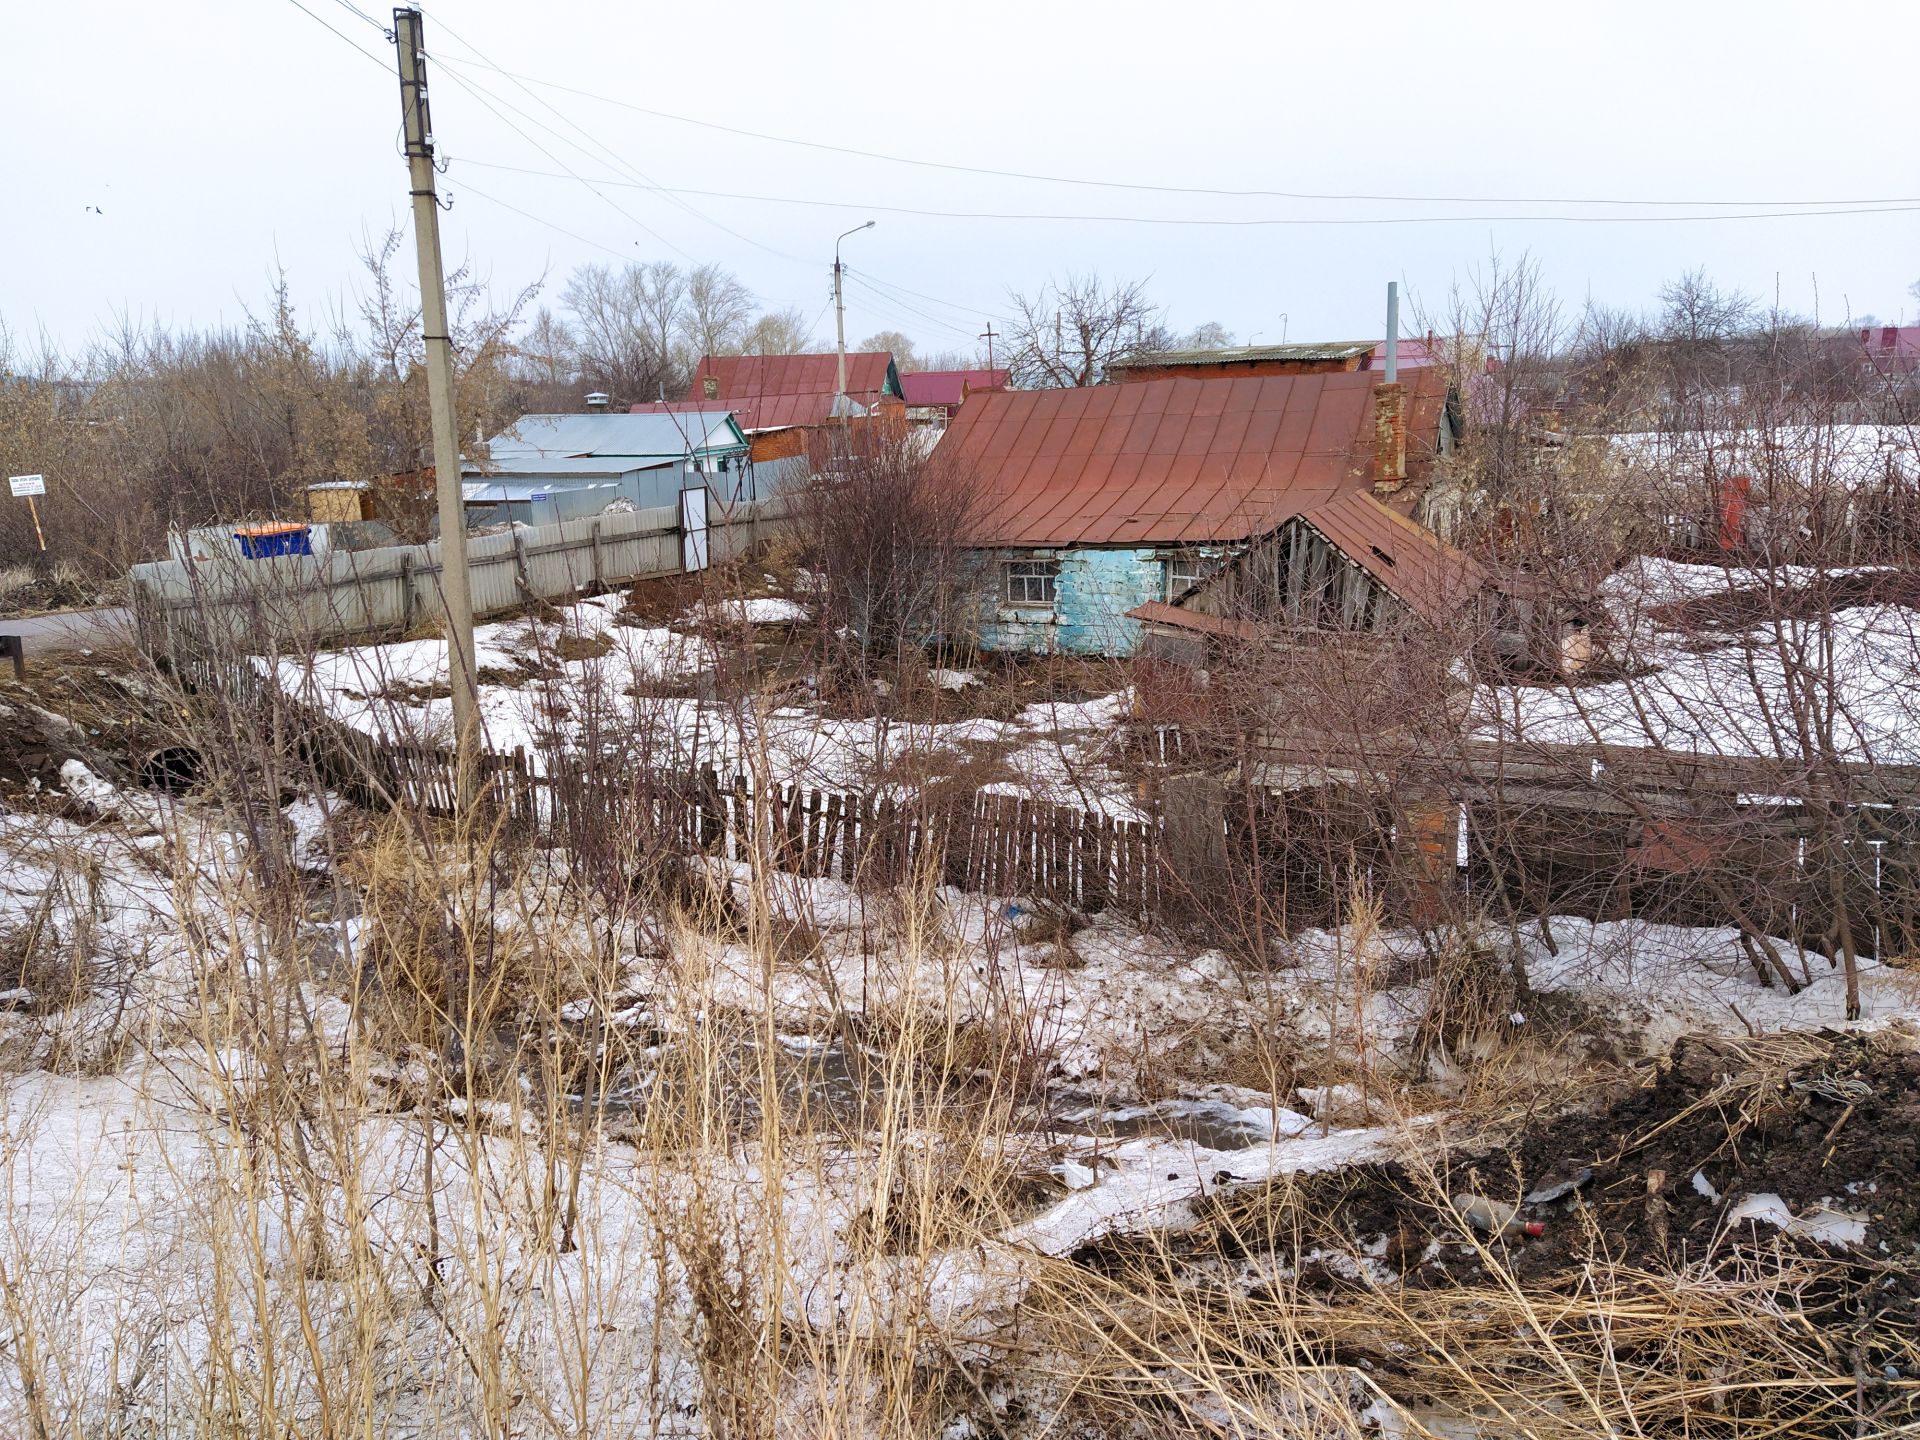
8, 475, 46, 498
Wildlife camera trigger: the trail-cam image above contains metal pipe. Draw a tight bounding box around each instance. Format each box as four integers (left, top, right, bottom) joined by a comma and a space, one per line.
1384, 282, 1400, 385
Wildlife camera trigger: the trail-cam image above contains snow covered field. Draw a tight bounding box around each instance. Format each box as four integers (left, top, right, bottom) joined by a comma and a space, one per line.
0, 737, 1915, 1435
272, 593, 1149, 816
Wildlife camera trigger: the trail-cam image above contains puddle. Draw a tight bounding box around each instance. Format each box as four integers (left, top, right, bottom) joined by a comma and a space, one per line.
578, 1022, 1286, 1151
1044, 1094, 1297, 1151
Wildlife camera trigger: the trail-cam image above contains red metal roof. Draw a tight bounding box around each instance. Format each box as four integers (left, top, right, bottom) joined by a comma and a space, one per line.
669, 352, 898, 429
899, 368, 1011, 408
1126, 600, 1263, 641
1295, 490, 1488, 626
941, 368, 1449, 547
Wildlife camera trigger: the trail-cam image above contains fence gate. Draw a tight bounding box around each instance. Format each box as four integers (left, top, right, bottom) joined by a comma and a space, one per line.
681, 485, 710, 572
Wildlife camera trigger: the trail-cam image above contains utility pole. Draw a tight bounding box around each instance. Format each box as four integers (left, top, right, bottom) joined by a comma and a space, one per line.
832, 220, 875, 428
392, 8, 480, 809
979, 322, 997, 371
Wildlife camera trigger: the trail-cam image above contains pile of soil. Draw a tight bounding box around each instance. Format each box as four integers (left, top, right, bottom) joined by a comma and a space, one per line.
1160, 1025, 1920, 1300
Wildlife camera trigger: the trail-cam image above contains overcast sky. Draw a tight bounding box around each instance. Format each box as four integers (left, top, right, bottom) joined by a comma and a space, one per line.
3, 0, 1915, 363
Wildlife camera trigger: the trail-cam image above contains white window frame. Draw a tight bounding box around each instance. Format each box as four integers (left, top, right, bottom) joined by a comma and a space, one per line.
1164, 552, 1216, 601
1005, 558, 1059, 607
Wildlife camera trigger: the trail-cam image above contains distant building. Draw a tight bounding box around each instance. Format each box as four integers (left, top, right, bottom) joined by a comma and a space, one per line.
937, 368, 1457, 655
304, 479, 377, 525
461, 411, 751, 526
634, 352, 906, 460
899, 367, 1011, 430
1108, 338, 1441, 383
1858, 325, 1920, 376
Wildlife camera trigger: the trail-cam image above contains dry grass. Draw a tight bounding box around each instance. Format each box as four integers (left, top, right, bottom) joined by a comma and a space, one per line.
0, 615, 1911, 1438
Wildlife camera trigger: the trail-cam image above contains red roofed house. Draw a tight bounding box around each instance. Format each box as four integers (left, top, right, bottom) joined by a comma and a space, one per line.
899, 367, 1011, 430
1107, 337, 1441, 383
936, 366, 1464, 655
1859, 326, 1920, 376
634, 352, 906, 460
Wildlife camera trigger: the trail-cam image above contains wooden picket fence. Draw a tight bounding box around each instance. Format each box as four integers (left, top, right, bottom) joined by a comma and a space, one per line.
293, 718, 1166, 915
167, 650, 1170, 913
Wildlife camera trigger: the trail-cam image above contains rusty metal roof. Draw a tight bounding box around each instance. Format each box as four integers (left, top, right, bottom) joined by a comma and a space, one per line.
1295, 490, 1489, 626
899, 368, 1010, 408
1126, 600, 1263, 641
1109, 341, 1378, 371
941, 368, 1449, 547
675, 352, 899, 430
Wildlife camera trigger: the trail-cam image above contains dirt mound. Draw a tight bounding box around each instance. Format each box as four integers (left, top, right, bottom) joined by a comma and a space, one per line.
1232, 1026, 1920, 1290
1058, 1028, 1920, 1435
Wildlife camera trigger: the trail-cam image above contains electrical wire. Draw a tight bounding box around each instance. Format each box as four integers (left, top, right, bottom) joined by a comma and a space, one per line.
456, 180, 646, 262
854, 268, 1006, 323
325, 0, 386, 33
430, 65, 697, 260
448, 157, 1920, 229
278, 0, 390, 70
423, 15, 815, 270
423, 53, 1920, 212
842, 273, 996, 340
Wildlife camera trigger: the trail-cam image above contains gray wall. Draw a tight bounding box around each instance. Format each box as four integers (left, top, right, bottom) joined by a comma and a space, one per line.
131, 490, 789, 656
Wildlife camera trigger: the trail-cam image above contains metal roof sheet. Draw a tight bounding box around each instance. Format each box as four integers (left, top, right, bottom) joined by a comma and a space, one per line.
677, 351, 900, 429
899, 368, 1011, 407
1126, 600, 1263, 641
481, 411, 743, 462
1110, 341, 1377, 370
1110, 338, 1443, 372
461, 479, 622, 503
1295, 490, 1489, 626
942, 369, 1448, 547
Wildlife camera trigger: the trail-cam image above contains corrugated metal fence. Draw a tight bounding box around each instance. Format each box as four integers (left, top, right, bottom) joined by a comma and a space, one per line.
130, 491, 789, 655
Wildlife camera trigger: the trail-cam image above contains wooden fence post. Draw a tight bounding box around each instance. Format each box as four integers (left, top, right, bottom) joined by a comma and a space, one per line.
513, 530, 532, 600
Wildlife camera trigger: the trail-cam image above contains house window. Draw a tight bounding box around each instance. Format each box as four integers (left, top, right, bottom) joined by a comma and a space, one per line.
1005, 559, 1058, 607
1164, 552, 1217, 601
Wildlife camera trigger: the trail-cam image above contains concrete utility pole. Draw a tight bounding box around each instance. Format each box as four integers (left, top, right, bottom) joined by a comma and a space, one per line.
979, 322, 997, 371
833, 221, 875, 426
393, 7, 480, 808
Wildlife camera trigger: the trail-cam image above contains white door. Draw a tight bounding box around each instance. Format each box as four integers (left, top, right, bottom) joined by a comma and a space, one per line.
680, 485, 710, 572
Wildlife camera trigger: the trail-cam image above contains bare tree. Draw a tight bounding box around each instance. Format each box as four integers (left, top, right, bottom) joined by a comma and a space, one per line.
1005, 273, 1164, 387
680, 263, 756, 365
1657, 267, 1757, 418
561, 261, 682, 406
791, 424, 988, 686
857, 330, 919, 371
740, 307, 816, 356
1183, 321, 1235, 350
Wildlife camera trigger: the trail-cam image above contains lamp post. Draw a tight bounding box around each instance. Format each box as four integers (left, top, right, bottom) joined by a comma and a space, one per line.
834, 221, 876, 425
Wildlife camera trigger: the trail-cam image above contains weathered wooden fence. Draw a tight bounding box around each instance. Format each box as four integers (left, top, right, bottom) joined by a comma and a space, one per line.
284, 704, 1168, 914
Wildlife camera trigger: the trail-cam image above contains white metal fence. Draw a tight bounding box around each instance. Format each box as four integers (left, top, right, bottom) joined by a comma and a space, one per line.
131, 489, 789, 655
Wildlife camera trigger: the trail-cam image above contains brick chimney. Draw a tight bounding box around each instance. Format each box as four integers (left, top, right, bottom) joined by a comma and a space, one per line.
1371, 381, 1407, 493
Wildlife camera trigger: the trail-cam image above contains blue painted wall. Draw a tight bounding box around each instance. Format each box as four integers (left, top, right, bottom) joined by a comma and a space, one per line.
977, 547, 1168, 655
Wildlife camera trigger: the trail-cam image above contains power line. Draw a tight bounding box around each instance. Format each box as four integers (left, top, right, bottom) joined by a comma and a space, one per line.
325, 0, 385, 32
842, 273, 997, 340
853, 267, 1014, 326
449, 157, 1920, 229
278, 0, 390, 69
424, 18, 814, 270
430, 64, 697, 260
424, 54, 1920, 212
456, 180, 643, 261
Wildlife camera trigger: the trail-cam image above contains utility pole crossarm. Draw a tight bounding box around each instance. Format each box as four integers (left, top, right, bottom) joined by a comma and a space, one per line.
392, 7, 481, 810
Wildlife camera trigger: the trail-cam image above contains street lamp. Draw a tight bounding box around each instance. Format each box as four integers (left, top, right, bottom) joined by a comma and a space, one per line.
834, 221, 877, 421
